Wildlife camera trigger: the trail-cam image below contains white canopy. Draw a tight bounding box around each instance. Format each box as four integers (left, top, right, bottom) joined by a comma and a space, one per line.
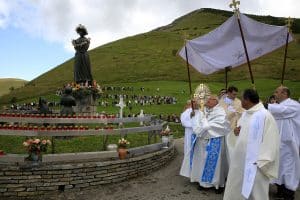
178, 13, 293, 75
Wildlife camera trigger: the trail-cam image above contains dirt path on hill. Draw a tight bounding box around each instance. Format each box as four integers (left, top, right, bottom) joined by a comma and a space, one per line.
38, 138, 299, 200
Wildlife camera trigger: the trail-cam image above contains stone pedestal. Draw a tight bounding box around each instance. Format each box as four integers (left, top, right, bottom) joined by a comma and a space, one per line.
74, 94, 97, 114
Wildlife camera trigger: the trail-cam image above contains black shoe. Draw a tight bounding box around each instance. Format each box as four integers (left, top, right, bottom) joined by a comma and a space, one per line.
197, 185, 208, 191
215, 187, 224, 194
276, 184, 284, 198
283, 187, 295, 200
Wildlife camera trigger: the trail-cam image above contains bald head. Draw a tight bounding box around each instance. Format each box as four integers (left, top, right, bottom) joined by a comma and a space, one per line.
274, 86, 290, 103
205, 95, 219, 108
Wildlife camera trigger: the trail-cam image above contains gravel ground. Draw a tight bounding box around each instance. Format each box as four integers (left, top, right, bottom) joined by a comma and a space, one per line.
36, 138, 299, 200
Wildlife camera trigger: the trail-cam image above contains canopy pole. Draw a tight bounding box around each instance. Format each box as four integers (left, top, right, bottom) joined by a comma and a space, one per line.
237, 18, 255, 87
184, 42, 194, 111
225, 66, 232, 90
185, 45, 193, 96
230, 0, 255, 89
281, 17, 293, 86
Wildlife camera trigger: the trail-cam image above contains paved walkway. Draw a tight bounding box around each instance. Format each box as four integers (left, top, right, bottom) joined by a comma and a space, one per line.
39, 138, 299, 200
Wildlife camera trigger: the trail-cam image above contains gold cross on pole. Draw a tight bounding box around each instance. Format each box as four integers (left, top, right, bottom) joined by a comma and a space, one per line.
182, 32, 189, 44
286, 17, 293, 32
229, 0, 240, 13
183, 32, 189, 40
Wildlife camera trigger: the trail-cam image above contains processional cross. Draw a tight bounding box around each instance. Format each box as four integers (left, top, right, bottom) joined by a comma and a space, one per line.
229, 0, 255, 88
286, 17, 293, 32
229, 0, 240, 13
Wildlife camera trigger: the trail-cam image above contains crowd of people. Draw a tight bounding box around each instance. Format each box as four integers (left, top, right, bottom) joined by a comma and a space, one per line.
6, 85, 178, 113
179, 85, 300, 200
6, 100, 58, 113
99, 94, 177, 108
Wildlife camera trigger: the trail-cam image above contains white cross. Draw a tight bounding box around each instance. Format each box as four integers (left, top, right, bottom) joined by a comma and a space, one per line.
116, 95, 126, 119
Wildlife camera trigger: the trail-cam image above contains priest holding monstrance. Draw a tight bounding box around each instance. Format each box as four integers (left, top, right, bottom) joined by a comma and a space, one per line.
72, 24, 93, 85
180, 84, 230, 193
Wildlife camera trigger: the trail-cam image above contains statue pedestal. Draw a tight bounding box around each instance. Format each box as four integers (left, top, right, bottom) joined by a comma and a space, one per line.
74, 94, 97, 114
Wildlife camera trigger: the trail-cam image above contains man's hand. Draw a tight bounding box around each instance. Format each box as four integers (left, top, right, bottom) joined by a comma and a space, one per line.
234, 126, 241, 136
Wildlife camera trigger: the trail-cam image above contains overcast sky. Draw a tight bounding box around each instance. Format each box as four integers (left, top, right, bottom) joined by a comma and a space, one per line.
0, 0, 299, 81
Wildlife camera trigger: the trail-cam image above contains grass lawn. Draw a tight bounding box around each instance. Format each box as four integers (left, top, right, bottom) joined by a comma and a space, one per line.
0, 78, 27, 97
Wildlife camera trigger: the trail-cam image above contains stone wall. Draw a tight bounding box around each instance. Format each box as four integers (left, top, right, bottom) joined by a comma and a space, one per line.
0, 144, 175, 198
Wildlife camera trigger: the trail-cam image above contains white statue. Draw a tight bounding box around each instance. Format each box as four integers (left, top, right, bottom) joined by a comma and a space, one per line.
138, 109, 145, 126
116, 95, 126, 118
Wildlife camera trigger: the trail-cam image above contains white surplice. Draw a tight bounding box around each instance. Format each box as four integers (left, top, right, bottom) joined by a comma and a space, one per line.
179, 107, 194, 178
189, 105, 230, 189
219, 96, 244, 164
223, 103, 280, 200
268, 98, 300, 191
180, 109, 203, 178
180, 107, 194, 159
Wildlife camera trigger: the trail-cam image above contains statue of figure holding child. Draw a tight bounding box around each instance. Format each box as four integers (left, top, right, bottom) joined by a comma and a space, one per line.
72, 24, 93, 85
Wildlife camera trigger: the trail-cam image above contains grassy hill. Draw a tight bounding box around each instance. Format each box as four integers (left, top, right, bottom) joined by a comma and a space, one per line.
1, 8, 300, 105
0, 78, 27, 97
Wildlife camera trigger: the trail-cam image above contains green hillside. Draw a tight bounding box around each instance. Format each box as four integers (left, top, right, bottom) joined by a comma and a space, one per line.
1, 8, 300, 105
0, 78, 27, 97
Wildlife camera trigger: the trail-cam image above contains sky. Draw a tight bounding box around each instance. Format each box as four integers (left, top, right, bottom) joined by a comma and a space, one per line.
0, 0, 299, 81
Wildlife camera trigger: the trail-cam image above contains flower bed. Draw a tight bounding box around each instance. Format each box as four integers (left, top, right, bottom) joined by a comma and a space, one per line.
23, 138, 51, 161
61, 81, 102, 100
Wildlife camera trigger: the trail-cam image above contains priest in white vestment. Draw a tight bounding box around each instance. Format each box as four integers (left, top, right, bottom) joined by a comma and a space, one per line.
180, 100, 194, 158
180, 100, 202, 178
219, 86, 244, 164
189, 95, 230, 193
268, 86, 300, 200
223, 89, 280, 200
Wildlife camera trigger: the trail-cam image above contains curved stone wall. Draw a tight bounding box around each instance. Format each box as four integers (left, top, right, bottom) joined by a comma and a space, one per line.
0, 144, 175, 198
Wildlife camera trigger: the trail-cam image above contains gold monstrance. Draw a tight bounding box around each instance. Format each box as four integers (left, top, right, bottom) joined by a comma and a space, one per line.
193, 83, 211, 111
